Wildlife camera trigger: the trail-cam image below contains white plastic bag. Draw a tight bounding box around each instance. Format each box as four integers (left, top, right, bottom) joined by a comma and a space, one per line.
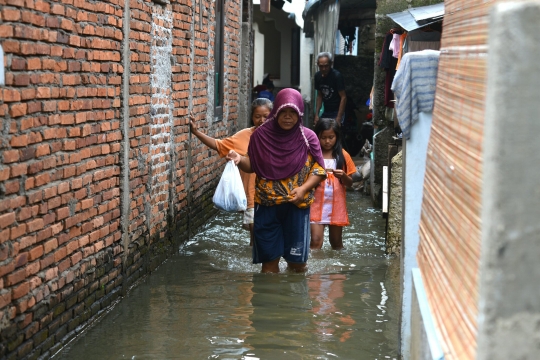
213, 161, 247, 212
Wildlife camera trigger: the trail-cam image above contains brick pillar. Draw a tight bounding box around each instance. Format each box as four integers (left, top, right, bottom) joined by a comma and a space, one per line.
149, 8, 174, 239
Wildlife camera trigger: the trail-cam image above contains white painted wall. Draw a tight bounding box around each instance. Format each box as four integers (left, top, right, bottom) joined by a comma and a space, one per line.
253, 5, 299, 88
274, 24, 291, 88
401, 111, 433, 360
299, 34, 314, 101
253, 22, 265, 87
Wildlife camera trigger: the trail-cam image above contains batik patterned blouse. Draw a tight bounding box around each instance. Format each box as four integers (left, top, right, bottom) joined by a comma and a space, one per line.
254, 154, 326, 209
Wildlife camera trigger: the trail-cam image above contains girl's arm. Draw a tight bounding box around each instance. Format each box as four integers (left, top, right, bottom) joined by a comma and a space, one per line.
226, 150, 253, 173
333, 169, 353, 188
189, 116, 217, 151
289, 173, 325, 205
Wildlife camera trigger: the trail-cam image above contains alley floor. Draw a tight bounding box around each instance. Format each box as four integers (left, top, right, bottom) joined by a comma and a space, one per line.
54, 192, 400, 359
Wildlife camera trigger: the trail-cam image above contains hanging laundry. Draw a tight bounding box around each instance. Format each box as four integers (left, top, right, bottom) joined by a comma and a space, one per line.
391, 50, 440, 139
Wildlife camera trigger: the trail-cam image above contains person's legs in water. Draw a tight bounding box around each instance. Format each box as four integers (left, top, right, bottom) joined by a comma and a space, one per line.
242, 208, 255, 246
248, 224, 254, 247
253, 204, 285, 273
281, 203, 310, 273
328, 225, 344, 250
261, 258, 280, 273
310, 224, 325, 249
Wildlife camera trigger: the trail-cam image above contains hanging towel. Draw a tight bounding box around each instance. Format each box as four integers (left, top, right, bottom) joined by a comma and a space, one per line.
391, 50, 440, 139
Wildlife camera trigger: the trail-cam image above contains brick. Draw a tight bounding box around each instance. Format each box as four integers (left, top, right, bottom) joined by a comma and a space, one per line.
54, 246, 67, 262
6, 267, 26, 286
0, 168, 9, 181
11, 57, 26, 70
19, 235, 36, 249
27, 58, 42, 70
10, 134, 28, 147
10, 163, 27, 177
43, 239, 58, 255
0, 212, 16, 229
5, 180, 20, 195
12, 281, 30, 300
36, 87, 51, 99
3, 89, 21, 102
26, 218, 44, 232
0, 24, 14, 37
10, 103, 27, 117
40, 253, 54, 269
0, 260, 15, 277
14, 74, 30, 86
56, 207, 70, 220
2, 8, 21, 21
28, 245, 44, 261
36, 144, 51, 157
10, 224, 26, 240
3, 150, 19, 164
0, 291, 11, 309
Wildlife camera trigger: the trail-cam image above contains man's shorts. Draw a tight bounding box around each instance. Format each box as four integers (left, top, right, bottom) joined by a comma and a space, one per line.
252, 203, 310, 264
243, 208, 254, 225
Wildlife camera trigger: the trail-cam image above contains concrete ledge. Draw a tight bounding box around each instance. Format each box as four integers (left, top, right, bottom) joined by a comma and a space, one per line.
411, 268, 445, 360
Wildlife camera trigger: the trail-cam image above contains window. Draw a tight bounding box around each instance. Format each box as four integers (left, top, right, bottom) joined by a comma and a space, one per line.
214, 0, 224, 120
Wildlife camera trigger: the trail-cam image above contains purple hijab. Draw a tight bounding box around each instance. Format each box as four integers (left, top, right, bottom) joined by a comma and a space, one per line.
248, 88, 325, 180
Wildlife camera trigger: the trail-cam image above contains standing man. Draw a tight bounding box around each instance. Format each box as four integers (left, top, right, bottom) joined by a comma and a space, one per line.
314, 52, 347, 126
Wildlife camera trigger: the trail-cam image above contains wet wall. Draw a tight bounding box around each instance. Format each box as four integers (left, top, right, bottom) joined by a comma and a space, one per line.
0, 0, 245, 358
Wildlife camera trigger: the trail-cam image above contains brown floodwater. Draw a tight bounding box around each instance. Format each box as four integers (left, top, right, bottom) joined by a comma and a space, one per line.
55, 192, 400, 359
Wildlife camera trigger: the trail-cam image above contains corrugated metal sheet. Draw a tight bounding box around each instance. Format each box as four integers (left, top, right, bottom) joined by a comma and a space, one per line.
387, 3, 444, 32
409, 3, 444, 22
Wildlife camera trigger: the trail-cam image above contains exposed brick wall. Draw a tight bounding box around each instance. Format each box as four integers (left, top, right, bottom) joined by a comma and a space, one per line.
0, 0, 244, 357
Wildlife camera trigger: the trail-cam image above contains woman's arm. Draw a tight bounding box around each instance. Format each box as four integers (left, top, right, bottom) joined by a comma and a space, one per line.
288, 173, 325, 205
226, 150, 253, 173
189, 116, 217, 151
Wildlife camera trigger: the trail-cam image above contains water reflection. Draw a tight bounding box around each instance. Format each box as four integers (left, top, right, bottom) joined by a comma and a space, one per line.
309, 273, 355, 343
55, 192, 399, 359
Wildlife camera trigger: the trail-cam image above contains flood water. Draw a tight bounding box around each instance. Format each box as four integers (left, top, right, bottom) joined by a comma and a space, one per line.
56, 192, 400, 359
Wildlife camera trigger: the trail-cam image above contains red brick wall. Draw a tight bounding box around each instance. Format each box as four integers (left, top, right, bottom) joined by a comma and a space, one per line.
0, 0, 244, 357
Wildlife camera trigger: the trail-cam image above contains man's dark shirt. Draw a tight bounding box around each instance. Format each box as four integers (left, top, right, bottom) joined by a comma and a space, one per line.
314, 68, 345, 113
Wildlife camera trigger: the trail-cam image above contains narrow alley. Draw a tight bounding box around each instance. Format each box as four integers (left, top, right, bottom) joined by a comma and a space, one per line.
55, 192, 400, 359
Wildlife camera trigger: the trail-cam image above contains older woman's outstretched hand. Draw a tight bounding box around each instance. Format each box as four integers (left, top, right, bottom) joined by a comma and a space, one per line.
226, 150, 242, 165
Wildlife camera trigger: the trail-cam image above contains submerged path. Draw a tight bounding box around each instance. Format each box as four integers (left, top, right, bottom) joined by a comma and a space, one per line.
55, 192, 400, 359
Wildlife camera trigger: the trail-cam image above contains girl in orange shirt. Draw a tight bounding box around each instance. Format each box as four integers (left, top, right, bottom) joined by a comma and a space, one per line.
310, 118, 357, 250
189, 98, 273, 245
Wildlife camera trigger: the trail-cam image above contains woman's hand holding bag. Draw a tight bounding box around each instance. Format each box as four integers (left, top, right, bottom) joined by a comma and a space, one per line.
213, 160, 247, 212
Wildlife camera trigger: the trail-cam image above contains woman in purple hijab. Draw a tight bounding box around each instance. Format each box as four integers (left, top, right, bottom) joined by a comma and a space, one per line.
227, 88, 326, 273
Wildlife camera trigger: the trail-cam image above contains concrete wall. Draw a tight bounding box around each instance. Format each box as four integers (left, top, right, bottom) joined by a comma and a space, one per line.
387, 150, 402, 255
401, 111, 433, 359
0, 0, 245, 357
253, 6, 298, 88
477, 3, 540, 359
239, 0, 254, 130
410, 268, 444, 360
299, 34, 313, 101
253, 22, 265, 87
373, 0, 442, 207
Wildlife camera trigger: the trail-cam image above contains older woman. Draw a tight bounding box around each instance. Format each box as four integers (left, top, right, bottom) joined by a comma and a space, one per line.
190, 98, 273, 246
227, 88, 326, 273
